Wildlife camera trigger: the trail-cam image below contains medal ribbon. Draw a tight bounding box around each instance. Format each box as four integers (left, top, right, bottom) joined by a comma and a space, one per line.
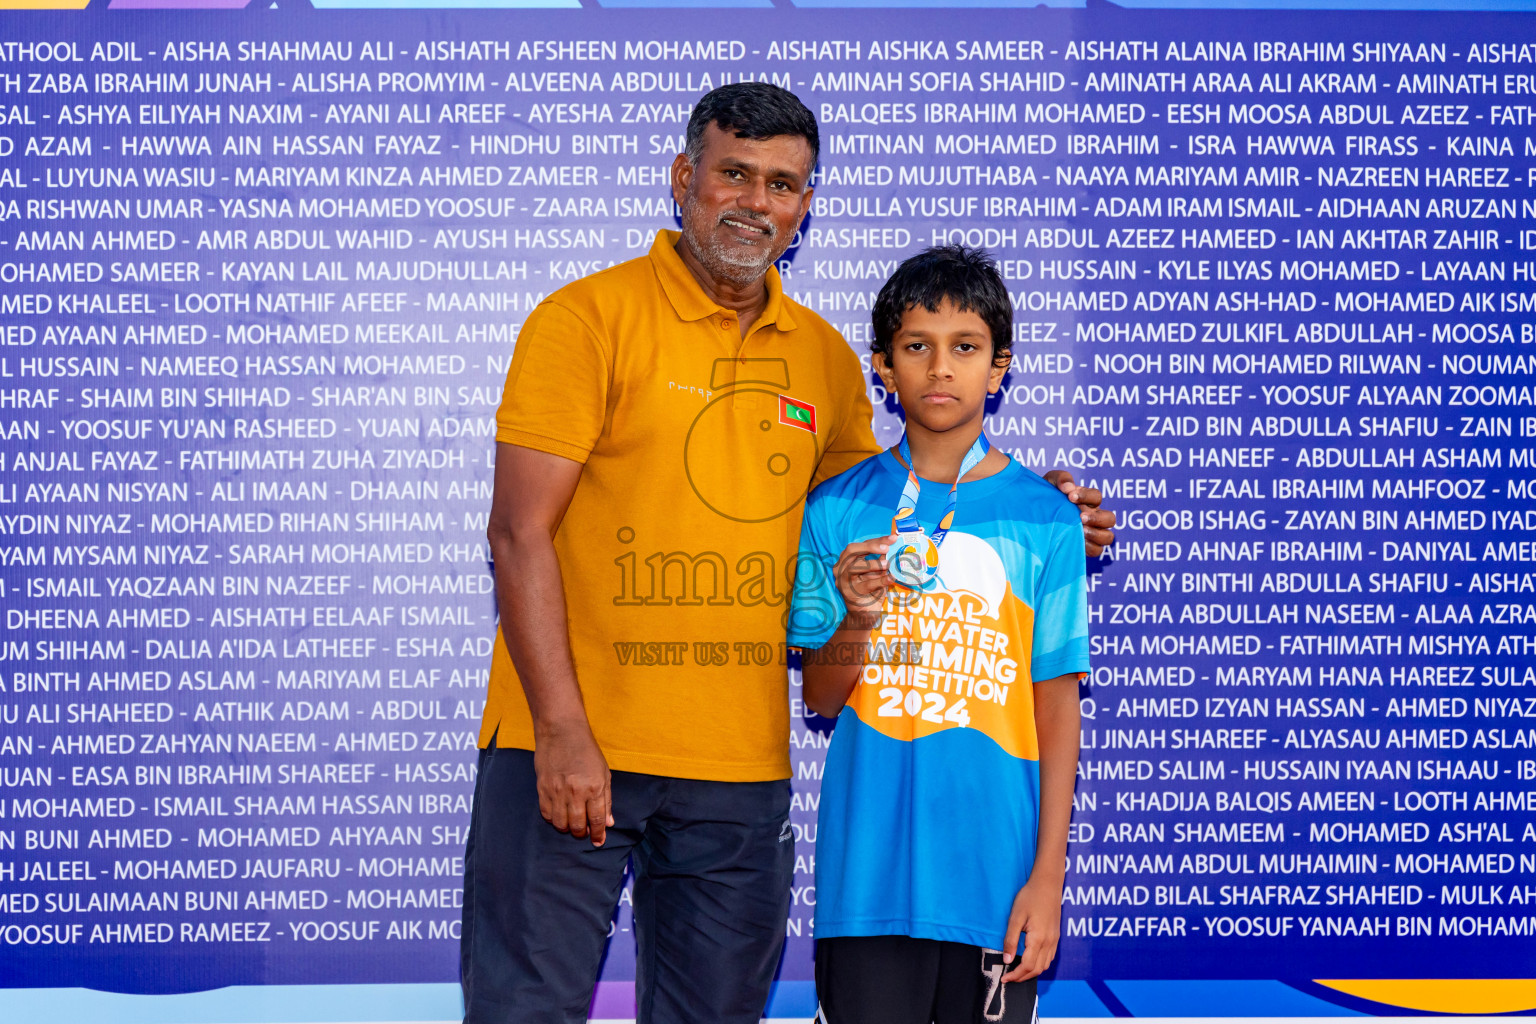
892, 431, 990, 544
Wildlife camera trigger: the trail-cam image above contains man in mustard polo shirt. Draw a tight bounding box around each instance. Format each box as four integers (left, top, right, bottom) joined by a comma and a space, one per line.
461, 84, 1114, 1024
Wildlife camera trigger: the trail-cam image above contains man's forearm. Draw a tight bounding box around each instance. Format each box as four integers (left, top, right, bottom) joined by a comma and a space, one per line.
490, 522, 589, 736
1030, 677, 1081, 883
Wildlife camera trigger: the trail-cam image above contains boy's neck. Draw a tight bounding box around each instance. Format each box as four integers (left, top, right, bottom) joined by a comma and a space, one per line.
903, 415, 990, 483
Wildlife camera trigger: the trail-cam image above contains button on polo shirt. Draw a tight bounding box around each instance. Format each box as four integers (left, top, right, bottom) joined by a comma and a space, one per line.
483, 230, 879, 782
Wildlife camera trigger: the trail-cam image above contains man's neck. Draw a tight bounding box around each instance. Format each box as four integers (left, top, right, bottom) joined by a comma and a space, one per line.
674, 236, 769, 336
902, 415, 995, 483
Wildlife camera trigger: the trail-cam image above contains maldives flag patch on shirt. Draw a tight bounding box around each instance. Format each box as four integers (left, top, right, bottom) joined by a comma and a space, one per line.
779, 395, 816, 433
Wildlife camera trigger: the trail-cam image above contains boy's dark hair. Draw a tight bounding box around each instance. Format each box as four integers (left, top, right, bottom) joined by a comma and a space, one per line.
871, 245, 1013, 368
685, 83, 820, 172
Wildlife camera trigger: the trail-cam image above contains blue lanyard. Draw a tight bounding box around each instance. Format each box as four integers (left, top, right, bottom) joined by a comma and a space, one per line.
893, 432, 990, 541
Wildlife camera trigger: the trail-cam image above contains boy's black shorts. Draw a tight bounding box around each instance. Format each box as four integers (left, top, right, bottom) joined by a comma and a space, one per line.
815, 935, 1039, 1024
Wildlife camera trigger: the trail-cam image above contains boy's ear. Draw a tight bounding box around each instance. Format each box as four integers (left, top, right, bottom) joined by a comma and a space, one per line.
987, 349, 1009, 394
872, 351, 897, 393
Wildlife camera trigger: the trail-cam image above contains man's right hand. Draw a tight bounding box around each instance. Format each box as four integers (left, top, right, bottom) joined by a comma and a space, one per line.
1043, 468, 1116, 556
534, 723, 613, 847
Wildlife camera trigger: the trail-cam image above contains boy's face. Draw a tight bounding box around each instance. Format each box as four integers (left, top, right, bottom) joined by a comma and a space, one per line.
873, 300, 1006, 435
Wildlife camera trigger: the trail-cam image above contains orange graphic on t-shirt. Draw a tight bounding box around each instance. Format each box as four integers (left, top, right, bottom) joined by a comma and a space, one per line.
848, 582, 1039, 762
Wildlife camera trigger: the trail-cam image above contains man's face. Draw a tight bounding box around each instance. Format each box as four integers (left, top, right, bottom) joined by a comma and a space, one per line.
672, 123, 814, 287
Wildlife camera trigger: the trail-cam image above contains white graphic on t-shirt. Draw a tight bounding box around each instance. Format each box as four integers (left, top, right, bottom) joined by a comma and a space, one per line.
930, 530, 1008, 620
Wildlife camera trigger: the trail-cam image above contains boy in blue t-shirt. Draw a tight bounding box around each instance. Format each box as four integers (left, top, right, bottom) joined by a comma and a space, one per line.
788, 246, 1089, 1024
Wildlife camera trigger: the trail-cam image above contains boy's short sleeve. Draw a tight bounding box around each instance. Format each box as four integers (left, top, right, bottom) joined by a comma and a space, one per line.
786, 489, 847, 650
1030, 515, 1091, 682
495, 300, 610, 463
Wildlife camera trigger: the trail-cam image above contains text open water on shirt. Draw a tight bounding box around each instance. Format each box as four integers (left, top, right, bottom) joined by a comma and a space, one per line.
684, 357, 823, 524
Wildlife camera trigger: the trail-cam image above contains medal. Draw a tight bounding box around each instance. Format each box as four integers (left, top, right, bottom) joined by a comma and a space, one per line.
887, 532, 937, 590
888, 432, 990, 592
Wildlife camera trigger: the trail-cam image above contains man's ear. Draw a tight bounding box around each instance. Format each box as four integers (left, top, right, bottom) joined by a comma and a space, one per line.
872, 351, 897, 392
798, 150, 817, 218
670, 151, 693, 207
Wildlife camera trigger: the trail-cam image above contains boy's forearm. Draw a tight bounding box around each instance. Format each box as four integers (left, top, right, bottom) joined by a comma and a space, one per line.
1030, 675, 1081, 885
800, 619, 875, 718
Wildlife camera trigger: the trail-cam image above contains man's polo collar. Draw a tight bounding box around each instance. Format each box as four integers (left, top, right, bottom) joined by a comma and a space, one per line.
648, 229, 798, 333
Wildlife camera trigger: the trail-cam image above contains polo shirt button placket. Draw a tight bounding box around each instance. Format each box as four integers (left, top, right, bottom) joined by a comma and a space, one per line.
721, 314, 743, 356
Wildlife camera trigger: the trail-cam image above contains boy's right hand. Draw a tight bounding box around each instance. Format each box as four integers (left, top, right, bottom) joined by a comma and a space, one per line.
832, 535, 898, 628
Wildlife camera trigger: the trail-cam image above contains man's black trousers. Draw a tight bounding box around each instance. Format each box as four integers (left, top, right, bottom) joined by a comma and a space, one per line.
461, 744, 795, 1024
